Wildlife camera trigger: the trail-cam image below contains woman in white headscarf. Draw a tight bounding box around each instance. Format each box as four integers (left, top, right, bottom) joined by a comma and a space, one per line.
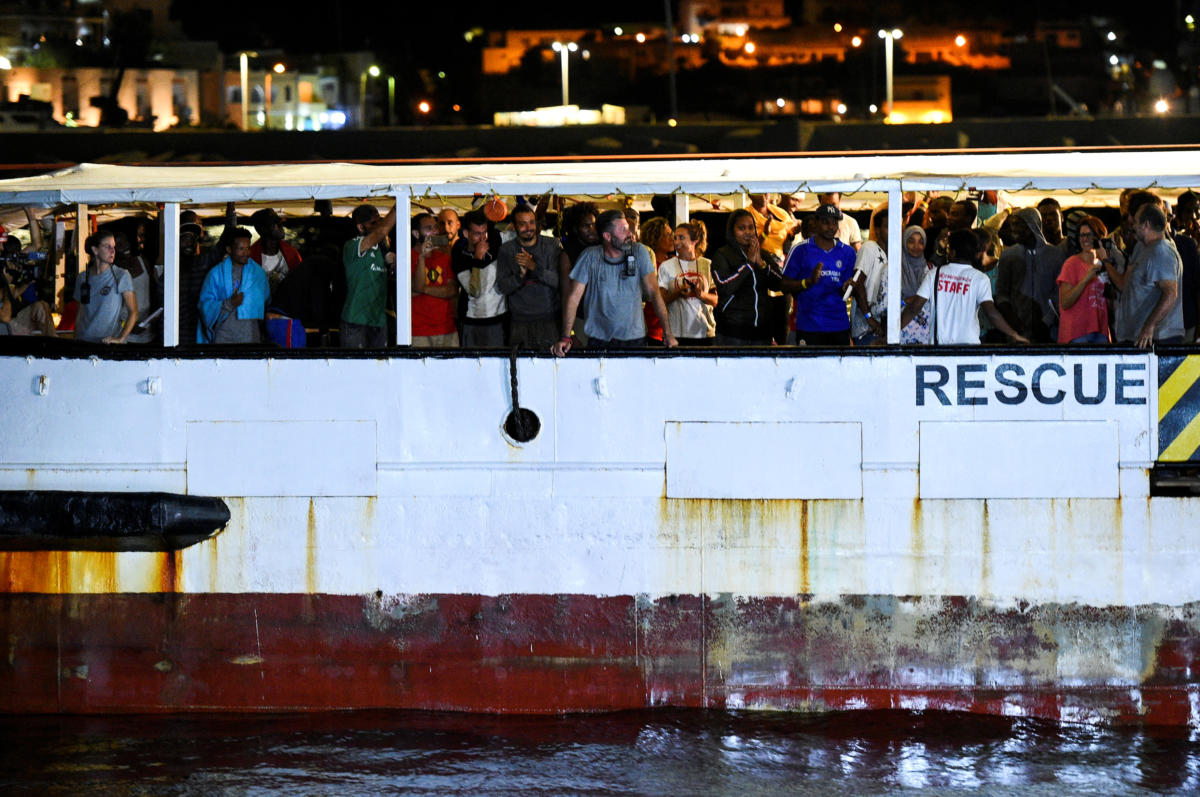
900, 225, 931, 344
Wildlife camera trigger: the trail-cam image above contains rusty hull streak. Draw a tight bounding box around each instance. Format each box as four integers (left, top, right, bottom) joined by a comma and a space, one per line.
0, 548, 180, 594
0, 591, 1196, 721
306, 498, 317, 595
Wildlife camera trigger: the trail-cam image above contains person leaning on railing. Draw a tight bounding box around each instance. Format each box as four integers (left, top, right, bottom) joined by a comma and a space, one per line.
73, 230, 138, 345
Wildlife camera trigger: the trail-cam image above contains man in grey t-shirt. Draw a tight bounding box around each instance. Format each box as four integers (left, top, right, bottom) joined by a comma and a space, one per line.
553, 210, 677, 354
1114, 204, 1184, 347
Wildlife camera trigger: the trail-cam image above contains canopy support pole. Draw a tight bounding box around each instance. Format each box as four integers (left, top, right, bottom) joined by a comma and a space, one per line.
394, 193, 412, 347
886, 183, 903, 345
162, 203, 180, 347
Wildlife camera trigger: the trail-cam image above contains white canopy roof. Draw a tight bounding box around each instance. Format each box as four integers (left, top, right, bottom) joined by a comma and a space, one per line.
0, 149, 1197, 206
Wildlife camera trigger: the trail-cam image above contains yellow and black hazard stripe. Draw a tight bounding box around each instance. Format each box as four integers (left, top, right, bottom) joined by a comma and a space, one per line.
1158, 355, 1200, 462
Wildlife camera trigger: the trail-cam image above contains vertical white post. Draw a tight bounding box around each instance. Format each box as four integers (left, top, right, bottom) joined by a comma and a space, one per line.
887, 184, 903, 344
162, 202, 180, 346
394, 193, 412, 346
675, 193, 689, 224
75, 203, 88, 276
560, 48, 569, 107
884, 35, 894, 120
239, 52, 250, 131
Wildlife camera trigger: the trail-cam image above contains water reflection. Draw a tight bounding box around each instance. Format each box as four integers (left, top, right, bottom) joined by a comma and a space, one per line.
0, 710, 1196, 795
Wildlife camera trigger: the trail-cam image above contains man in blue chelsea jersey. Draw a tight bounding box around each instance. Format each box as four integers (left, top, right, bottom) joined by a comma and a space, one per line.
780, 203, 864, 346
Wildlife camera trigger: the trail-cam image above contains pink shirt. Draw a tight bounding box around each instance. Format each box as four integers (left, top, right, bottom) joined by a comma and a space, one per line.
1056, 255, 1110, 343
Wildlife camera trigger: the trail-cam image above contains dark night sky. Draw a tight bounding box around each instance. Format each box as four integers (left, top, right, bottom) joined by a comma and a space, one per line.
173, 2, 667, 53
173, 2, 1173, 54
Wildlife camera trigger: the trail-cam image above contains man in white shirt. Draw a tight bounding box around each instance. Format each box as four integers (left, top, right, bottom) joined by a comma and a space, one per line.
900, 230, 1028, 345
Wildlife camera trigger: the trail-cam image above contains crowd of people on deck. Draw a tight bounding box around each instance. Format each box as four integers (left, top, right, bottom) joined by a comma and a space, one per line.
2, 186, 1196, 351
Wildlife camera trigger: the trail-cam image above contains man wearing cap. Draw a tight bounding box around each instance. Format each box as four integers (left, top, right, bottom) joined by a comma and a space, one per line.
818, 193, 862, 252
779, 203, 860, 346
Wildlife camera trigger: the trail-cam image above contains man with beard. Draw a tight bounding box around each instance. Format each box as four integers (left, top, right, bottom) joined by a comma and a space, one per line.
558, 201, 599, 344
1037, 198, 1066, 248
994, 208, 1066, 342
553, 210, 676, 354
453, 209, 507, 347
497, 205, 563, 349
1111, 203, 1184, 347
198, 228, 269, 344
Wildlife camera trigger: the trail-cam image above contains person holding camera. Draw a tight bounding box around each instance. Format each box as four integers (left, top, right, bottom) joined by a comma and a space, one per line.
657, 220, 716, 345
0, 272, 55, 337
410, 211, 459, 348
1056, 216, 1116, 344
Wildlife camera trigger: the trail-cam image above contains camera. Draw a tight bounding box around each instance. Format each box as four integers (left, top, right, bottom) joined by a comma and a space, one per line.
2, 249, 45, 288
621, 244, 637, 278
429, 234, 449, 247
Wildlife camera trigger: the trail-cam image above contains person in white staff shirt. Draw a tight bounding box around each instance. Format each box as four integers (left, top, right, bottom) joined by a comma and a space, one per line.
900, 229, 1028, 345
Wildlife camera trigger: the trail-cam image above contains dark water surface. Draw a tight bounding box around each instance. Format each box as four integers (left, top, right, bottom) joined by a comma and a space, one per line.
1, 710, 1197, 795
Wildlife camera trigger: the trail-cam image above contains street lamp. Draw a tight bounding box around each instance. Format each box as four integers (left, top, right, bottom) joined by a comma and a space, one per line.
551, 41, 578, 106
264, 63, 284, 129
359, 64, 380, 128
878, 28, 903, 120
237, 50, 258, 131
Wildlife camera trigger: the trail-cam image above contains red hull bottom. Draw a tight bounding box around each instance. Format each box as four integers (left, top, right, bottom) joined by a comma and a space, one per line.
2, 593, 1197, 725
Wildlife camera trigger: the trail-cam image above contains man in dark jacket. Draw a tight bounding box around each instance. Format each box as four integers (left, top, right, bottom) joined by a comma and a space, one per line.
994, 208, 1066, 342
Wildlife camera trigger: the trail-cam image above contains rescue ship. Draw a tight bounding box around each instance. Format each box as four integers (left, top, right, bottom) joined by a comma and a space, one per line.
1, 150, 1198, 724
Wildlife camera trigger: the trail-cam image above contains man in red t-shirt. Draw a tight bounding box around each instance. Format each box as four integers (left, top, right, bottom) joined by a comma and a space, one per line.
411, 212, 458, 347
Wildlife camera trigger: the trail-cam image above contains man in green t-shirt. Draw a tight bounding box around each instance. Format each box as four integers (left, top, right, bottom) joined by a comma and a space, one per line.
341, 203, 397, 348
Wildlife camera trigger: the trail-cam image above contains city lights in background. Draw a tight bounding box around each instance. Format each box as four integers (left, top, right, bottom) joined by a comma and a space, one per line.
1107, 31, 1117, 41
635, 32, 646, 43
851, 36, 862, 47
835, 103, 847, 115
833, 23, 843, 33
955, 35, 966, 47
1155, 98, 1170, 113
418, 100, 431, 114
744, 42, 756, 54
367, 65, 381, 78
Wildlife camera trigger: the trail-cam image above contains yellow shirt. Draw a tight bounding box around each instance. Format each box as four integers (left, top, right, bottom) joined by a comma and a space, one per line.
748, 204, 795, 258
